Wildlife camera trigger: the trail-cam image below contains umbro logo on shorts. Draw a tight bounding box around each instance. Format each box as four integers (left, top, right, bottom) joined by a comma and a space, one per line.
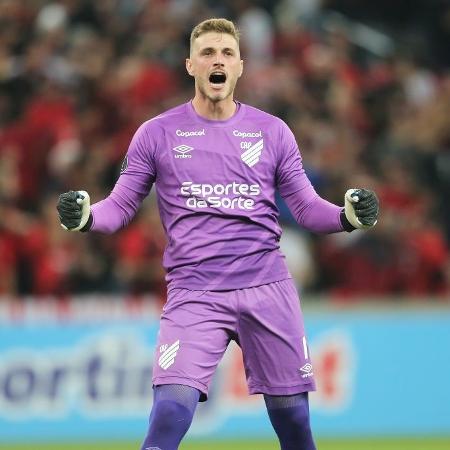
299, 363, 314, 378
158, 340, 180, 370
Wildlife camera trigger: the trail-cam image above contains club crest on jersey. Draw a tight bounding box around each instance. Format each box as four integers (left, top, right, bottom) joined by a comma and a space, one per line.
173, 144, 193, 159
120, 155, 128, 173
241, 138, 263, 167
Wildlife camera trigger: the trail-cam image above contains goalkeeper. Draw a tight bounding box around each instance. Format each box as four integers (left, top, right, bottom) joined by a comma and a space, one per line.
57, 18, 378, 450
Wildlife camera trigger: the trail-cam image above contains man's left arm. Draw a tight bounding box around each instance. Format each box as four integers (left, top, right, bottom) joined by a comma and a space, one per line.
276, 122, 379, 233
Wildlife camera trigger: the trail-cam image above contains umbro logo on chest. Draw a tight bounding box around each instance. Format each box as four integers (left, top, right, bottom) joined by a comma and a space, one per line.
173, 144, 193, 158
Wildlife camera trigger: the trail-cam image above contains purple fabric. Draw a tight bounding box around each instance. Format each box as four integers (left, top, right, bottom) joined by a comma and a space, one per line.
152, 279, 316, 400
265, 392, 316, 450
91, 101, 343, 290
140, 384, 199, 450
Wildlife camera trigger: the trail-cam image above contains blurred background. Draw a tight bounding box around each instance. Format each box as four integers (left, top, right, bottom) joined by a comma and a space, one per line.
0, 0, 449, 449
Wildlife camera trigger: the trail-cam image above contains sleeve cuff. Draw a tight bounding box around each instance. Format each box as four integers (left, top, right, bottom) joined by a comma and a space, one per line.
340, 209, 356, 232
80, 213, 93, 232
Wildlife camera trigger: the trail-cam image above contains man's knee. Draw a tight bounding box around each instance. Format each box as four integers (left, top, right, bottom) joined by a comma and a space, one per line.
284, 403, 312, 432
150, 400, 194, 433
264, 393, 316, 450
140, 384, 200, 450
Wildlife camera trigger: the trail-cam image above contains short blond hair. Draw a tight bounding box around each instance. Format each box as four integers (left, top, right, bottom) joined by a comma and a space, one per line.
190, 18, 240, 52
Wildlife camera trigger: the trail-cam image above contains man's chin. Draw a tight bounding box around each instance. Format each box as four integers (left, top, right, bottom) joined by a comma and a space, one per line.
207, 90, 230, 103
209, 94, 225, 103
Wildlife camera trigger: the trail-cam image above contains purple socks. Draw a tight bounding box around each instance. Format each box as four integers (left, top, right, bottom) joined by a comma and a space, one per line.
140, 384, 200, 450
141, 385, 315, 450
264, 392, 316, 450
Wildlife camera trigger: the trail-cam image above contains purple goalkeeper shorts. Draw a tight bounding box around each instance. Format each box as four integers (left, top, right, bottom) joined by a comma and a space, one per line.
152, 279, 315, 400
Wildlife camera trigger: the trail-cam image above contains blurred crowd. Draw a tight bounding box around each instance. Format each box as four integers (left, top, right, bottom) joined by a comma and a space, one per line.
0, 0, 449, 302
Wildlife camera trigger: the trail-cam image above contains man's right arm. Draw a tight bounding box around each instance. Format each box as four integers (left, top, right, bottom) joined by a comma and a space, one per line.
57, 122, 157, 234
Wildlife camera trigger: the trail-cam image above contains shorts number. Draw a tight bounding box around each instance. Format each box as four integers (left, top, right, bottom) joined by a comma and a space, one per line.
302, 336, 309, 360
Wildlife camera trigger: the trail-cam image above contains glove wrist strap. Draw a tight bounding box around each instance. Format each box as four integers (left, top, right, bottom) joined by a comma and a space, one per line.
80, 213, 93, 232
340, 209, 356, 232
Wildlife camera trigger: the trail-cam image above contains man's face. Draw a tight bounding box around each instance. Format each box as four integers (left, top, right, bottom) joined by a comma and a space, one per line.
186, 32, 243, 103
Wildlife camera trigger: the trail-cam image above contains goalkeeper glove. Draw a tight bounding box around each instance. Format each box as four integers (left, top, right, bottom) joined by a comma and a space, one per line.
57, 190, 92, 231
341, 188, 379, 231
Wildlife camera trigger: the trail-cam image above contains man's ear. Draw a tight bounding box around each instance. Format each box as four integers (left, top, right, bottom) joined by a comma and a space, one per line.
186, 58, 194, 77
238, 59, 244, 78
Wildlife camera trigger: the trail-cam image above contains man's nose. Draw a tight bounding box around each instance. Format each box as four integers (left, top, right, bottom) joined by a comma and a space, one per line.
213, 58, 224, 67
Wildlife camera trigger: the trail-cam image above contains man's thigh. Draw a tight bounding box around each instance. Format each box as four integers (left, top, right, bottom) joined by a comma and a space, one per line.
236, 279, 316, 395
152, 288, 237, 400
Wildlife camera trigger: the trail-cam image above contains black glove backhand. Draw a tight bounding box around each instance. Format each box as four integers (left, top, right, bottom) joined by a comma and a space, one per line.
352, 189, 379, 227
343, 188, 379, 230
57, 190, 91, 231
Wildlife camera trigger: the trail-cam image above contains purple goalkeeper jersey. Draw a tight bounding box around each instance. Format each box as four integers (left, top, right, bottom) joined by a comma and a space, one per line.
90, 101, 343, 290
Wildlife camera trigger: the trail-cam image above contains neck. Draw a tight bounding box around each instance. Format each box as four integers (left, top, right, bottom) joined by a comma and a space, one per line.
191, 94, 237, 121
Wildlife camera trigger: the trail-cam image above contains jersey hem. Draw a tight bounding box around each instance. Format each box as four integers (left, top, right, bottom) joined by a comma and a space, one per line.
167, 273, 292, 293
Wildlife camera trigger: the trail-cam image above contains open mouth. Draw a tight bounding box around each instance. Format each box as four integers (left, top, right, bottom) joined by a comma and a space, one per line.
209, 72, 227, 85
